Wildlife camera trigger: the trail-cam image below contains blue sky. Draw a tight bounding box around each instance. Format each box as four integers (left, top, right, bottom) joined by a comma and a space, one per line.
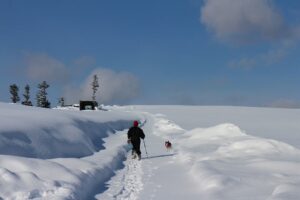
1, 0, 300, 107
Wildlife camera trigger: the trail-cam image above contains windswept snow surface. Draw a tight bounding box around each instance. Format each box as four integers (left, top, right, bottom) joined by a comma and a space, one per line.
0, 103, 140, 199
124, 105, 300, 149
177, 124, 300, 199
100, 105, 300, 200
1, 103, 300, 199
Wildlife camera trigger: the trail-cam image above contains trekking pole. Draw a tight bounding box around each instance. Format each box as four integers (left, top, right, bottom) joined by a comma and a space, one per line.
143, 139, 149, 158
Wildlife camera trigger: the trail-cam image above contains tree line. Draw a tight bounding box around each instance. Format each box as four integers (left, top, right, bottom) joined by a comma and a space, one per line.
9, 81, 51, 108
9, 74, 100, 108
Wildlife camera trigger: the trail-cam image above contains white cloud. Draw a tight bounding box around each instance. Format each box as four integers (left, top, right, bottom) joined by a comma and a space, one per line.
19, 53, 140, 105
201, 0, 291, 43
73, 56, 96, 68
229, 41, 293, 69
201, 1, 300, 69
63, 68, 140, 105
24, 53, 69, 83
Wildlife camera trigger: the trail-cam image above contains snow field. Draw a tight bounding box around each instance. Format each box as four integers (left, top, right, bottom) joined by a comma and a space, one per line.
0, 103, 138, 159
0, 130, 132, 200
1, 103, 300, 199
127, 105, 300, 149
123, 107, 300, 200
170, 123, 300, 199
0, 103, 139, 199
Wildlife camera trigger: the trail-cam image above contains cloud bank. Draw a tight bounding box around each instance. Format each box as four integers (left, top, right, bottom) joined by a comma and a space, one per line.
267, 99, 300, 108
24, 53, 69, 83
21, 53, 140, 105
63, 68, 140, 105
201, 0, 293, 43
200, 0, 300, 69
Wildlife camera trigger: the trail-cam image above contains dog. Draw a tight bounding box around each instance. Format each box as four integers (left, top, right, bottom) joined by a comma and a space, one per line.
165, 141, 172, 150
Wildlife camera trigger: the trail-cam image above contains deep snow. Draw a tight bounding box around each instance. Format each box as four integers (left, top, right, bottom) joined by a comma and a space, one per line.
0, 103, 300, 199
102, 105, 300, 200
121, 105, 300, 149
0, 103, 138, 199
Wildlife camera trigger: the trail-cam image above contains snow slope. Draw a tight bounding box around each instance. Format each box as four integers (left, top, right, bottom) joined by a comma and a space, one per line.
0, 103, 139, 199
1, 103, 300, 199
121, 105, 300, 149
176, 124, 300, 199
99, 105, 300, 200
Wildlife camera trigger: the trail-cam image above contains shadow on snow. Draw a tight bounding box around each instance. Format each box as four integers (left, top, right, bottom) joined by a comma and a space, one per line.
142, 153, 176, 160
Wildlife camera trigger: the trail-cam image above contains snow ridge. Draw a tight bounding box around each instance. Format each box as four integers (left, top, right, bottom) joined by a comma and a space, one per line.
0, 103, 139, 199
2, 104, 300, 199
176, 123, 300, 200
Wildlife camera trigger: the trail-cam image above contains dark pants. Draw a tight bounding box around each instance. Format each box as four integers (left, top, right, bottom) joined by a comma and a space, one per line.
131, 139, 141, 156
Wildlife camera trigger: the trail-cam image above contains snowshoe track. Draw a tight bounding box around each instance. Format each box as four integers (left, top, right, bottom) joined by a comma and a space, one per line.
96, 154, 143, 200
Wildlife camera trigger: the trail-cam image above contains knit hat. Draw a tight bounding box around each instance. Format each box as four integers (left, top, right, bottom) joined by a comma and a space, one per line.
133, 120, 139, 127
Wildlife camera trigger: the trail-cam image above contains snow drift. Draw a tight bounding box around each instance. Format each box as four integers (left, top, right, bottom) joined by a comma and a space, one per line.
175, 123, 300, 200
0, 103, 140, 199
0, 103, 136, 159
143, 109, 300, 200
1, 103, 300, 200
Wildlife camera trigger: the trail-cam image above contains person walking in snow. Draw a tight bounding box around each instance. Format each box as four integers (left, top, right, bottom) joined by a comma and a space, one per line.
127, 120, 145, 160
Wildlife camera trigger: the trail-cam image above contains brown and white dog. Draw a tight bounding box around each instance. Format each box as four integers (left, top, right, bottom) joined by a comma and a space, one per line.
165, 141, 172, 150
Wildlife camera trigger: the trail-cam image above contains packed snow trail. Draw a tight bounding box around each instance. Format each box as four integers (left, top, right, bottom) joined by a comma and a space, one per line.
96, 112, 200, 200
95, 156, 143, 200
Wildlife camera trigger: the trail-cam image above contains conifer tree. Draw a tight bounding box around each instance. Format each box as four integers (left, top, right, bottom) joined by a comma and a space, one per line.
58, 97, 65, 107
36, 81, 51, 108
91, 74, 99, 101
22, 84, 33, 106
9, 84, 20, 103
